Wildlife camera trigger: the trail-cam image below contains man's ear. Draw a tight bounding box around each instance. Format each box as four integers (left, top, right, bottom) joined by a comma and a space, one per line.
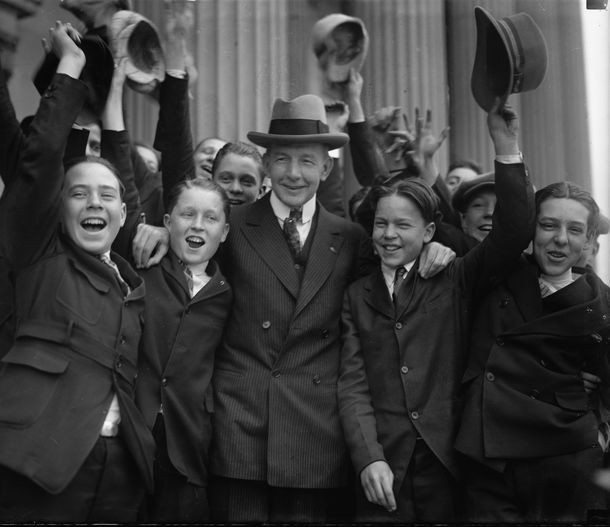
320, 154, 334, 182
163, 213, 171, 230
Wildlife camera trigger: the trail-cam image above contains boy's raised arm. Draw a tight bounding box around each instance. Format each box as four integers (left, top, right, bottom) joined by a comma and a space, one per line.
3, 22, 87, 267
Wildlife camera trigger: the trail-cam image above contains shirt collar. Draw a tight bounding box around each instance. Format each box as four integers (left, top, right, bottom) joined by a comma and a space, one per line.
381, 260, 415, 289
270, 191, 317, 224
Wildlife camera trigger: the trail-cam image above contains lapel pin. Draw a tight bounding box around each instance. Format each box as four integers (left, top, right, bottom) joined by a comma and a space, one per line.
330, 246, 337, 253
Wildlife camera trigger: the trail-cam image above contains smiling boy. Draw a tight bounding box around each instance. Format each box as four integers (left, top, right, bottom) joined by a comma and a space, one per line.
338, 99, 534, 522
0, 23, 153, 522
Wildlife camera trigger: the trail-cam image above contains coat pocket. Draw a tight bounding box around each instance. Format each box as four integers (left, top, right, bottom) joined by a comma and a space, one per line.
0, 347, 69, 427
554, 390, 589, 412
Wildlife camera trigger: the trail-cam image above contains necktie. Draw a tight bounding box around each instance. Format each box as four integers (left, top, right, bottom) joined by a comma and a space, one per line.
283, 208, 302, 258
99, 254, 131, 297
538, 278, 552, 298
392, 266, 407, 304
183, 266, 194, 297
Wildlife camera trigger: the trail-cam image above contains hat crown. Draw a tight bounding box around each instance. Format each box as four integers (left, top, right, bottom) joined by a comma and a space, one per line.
270, 95, 329, 125
471, 6, 548, 112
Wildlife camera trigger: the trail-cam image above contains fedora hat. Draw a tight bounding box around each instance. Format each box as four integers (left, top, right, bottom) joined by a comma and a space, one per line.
471, 6, 548, 112
452, 171, 495, 213
247, 94, 349, 149
311, 13, 369, 83
34, 32, 114, 117
108, 10, 165, 94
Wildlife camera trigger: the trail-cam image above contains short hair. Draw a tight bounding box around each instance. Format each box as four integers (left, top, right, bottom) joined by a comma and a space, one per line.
165, 177, 230, 223
63, 156, 125, 198
535, 182, 600, 239
211, 141, 265, 183
348, 186, 370, 221
194, 137, 226, 153
368, 179, 440, 224
448, 159, 483, 174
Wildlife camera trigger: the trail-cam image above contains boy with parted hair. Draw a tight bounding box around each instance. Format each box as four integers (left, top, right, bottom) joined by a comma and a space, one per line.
338, 99, 535, 522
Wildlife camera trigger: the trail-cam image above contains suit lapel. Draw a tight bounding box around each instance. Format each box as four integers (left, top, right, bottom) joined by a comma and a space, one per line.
294, 206, 343, 318
189, 260, 230, 305
241, 195, 300, 299
161, 251, 191, 299
506, 273, 610, 337
363, 267, 394, 319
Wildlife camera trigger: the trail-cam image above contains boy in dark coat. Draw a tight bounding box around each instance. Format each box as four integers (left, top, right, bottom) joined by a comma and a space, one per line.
338, 98, 534, 522
0, 22, 153, 522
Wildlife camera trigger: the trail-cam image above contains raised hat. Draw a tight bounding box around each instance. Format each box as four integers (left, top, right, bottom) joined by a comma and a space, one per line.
247, 94, 349, 149
471, 6, 548, 112
452, 172, 495, 213
108, 10, 165, 94
311, 13, 369, 83
34, 32, 114, 117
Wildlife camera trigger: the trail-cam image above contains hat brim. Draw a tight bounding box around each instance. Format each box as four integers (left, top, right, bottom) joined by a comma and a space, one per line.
247, 131, 349, 149
471, 6, 514, 112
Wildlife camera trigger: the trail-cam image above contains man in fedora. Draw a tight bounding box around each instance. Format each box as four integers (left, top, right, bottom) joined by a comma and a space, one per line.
207, 94, 373, 523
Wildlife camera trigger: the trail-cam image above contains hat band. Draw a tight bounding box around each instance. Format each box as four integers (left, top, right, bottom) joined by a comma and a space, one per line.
268, 118, 330, 135
498, 18, 525, 93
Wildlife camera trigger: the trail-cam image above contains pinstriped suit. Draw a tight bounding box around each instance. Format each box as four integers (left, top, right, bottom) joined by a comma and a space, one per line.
211, 193, 372, 489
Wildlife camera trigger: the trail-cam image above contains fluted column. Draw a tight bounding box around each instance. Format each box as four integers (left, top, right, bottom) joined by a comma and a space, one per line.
446, 0, 590, 191
342, 0, 449, 199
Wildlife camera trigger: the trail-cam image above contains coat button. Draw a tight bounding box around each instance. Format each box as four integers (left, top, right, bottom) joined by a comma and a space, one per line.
591, 333, 603, 343
395, 322, 403, 330
499, 298, 509, 308
540, 359, 547, 367
119, 335, 126, 344
272, 370, 281, 378
294, 263, 301, 270
124, 301, 130, 307
162, 377, 168, 386
486, 372, 495, 382
312, 375, 321, 385
321, 329, 329, 339
262, 320, 271, 329
411, 411, 420, 420
529, 389, 540, 399
400, 366, 409, 374
585, 306, 593, 314
116, 357, 123, 368
602, 314, 608, 321
496, 337, 505, 346
220, 280, 225, 286
330, 246, 338, 254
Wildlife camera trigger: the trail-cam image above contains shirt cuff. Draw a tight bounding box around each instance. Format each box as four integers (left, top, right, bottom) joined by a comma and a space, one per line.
495, 152, 523, 164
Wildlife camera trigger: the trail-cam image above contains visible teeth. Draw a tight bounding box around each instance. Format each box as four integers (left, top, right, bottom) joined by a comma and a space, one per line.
81, 218, 106, 230
479, 225, 492, 231
186, 236, 204, 248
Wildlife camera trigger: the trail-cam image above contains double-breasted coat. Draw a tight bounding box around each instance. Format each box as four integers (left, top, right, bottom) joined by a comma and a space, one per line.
455, 257, 610, 465
211, 194, 373, 488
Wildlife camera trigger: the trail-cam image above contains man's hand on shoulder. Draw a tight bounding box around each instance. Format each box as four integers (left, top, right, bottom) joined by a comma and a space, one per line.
418, 241, 455, 278
132, 223, 170, 268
